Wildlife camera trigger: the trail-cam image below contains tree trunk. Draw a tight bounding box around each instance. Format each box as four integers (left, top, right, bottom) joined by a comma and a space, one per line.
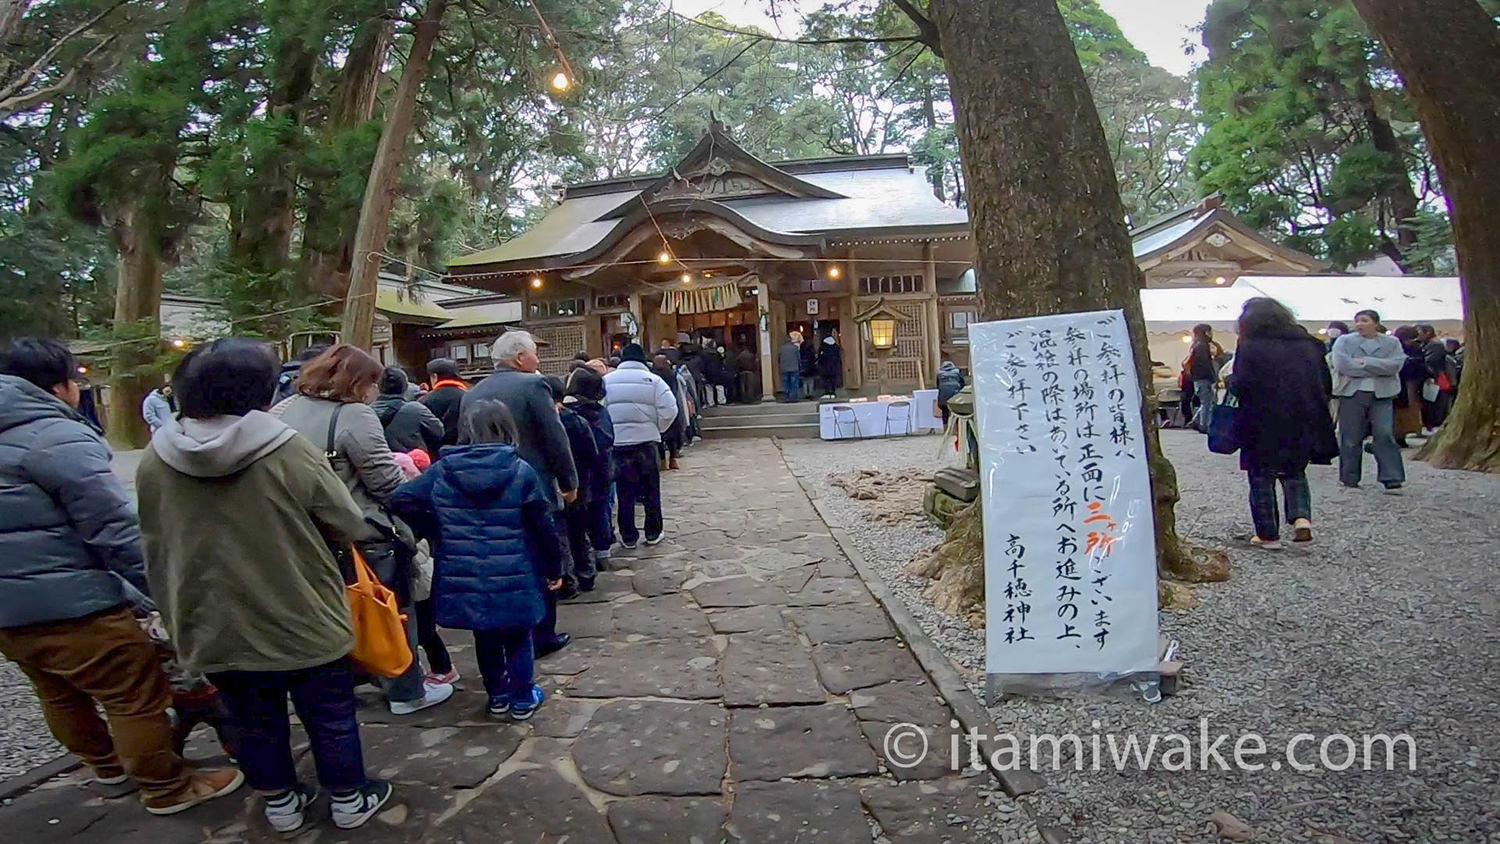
1350, 0, 1500, 472
1355, 74, 1422, 270
341, 0, 447, 347
304, 16, 392, 299
926, 0, 1209, 579
107, 204, 164, 449
0, 0, 29, 47
229, 36, 316, 275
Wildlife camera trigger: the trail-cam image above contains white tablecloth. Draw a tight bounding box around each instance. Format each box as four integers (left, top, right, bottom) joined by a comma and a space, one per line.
911, 389, 941, 432
820, 397, 934, 440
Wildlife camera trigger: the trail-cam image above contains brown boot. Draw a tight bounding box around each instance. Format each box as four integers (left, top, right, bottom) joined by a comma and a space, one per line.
144, 768, 245, 816
669, 456, 680, 470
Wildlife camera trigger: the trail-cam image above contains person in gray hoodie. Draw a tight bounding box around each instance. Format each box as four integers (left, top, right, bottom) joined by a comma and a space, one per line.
1331, 309, 1407, 491
0, 338, 243, 816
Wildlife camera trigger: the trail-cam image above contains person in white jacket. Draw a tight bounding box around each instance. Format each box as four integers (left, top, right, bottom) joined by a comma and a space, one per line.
142, 384, 175, 433
603, 343, 679, 547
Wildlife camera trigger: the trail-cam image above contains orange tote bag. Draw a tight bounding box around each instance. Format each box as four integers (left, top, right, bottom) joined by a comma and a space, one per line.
346, 546, 413, 677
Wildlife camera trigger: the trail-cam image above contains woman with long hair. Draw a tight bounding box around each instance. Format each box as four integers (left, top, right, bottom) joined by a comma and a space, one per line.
276, 344, 454, 715
1184, 323, 1223, 432
1228, 298, 1338, 549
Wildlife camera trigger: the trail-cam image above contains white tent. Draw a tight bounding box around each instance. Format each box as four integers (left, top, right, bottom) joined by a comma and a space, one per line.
1229, 275, 1464, 326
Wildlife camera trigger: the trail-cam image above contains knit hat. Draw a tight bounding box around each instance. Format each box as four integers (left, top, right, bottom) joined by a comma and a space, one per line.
621, 342, 647, 363
567, 366, 606, 401
543, 374, 566, 402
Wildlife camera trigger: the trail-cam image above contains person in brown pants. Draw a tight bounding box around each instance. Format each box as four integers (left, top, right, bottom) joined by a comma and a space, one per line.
0, 339, 242, 815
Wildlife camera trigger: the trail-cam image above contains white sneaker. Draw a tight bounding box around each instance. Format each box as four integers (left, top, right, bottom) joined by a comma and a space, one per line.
389, 681, 454, 715
264, 785, 318, 833
331, 780, 394, 830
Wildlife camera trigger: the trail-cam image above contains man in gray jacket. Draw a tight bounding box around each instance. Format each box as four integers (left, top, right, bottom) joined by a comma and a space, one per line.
462, 330, 577, 654
1331, 309, 1407, 490
0, 339, 242, 814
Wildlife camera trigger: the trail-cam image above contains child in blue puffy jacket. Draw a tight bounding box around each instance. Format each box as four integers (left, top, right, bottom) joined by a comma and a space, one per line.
389, 399, 564, 721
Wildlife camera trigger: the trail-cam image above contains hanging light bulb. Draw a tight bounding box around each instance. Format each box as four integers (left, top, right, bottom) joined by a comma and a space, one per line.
530, 276, 544, 289
827, 264, 842, 280
657, 249, 672, 265
680, 272, 692, 285
550, 71, 571, 92
170, 338, 187, 349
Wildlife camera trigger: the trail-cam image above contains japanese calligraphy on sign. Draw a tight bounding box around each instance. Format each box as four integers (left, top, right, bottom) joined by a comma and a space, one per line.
971, 310, 1159, 678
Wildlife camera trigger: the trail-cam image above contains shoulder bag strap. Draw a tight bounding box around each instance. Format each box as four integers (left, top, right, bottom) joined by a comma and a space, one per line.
324, 402, 344, 463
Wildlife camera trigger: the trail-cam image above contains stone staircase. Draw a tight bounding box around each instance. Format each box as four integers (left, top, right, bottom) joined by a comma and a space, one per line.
698, 401, 821, 439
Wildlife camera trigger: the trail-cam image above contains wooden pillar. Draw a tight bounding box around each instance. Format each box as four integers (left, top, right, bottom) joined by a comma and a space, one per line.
757, 281, 775, 402
923, 240, 941, 387
846, 245, 864, 390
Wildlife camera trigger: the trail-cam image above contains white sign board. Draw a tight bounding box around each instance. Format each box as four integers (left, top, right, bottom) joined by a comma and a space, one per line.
807, 298, 820, 315
970, 310, 1159, 678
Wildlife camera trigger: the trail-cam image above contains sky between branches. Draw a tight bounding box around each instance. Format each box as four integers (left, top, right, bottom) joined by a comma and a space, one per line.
671, 0, 1210, 76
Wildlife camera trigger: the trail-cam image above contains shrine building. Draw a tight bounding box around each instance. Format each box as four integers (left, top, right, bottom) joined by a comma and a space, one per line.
445, 123, 1330, 394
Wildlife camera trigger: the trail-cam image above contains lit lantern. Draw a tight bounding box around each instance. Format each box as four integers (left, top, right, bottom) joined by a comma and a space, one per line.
869, 316, 896, 350
853, 300, 911, 395
550, 71, 571, 92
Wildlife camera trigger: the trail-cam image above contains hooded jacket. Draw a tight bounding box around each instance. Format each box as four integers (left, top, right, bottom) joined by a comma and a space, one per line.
568, 399, 615, 505
371, 393, 445, 455
0, 375, 146, 628
136, 411, 370, 673
603, 361, 678, 447
388, 443, 562, 631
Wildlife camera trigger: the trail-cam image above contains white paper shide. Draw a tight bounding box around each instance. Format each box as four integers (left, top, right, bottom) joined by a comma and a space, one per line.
970, 310, 1160, 677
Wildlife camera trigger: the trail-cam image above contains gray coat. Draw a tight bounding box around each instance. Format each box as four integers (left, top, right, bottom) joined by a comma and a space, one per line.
778, 340, 802, 375
461, 364, 578, 507
370, 394, 444, 455
276, 394, 403, 535
0, 375, 147, 628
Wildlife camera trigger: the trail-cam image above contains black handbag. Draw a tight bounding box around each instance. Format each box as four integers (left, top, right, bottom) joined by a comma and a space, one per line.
324, 403, 415, 605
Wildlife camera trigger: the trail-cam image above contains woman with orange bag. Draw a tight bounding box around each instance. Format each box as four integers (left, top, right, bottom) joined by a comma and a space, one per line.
137, 338, 393, 833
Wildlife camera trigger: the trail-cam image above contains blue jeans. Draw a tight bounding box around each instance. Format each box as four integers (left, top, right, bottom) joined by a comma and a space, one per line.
474, 627, 535, 703
1337, 391, 1405, 486
1190, 379, 1216, 431
209, 657, 367, 794
1247, 468, 1311, 541
782, 372, 801, 401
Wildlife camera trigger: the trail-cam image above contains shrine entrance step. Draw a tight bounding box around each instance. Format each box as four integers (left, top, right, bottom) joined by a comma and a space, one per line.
699, 402, 820, 439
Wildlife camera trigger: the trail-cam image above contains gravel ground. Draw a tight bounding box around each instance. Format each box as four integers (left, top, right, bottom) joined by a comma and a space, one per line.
782, 430, 1500, 844
0, 659, 63, 778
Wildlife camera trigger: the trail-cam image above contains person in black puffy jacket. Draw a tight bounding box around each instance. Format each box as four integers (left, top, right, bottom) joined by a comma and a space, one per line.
936, 358, 966, 426
546, 375, 601, 593
371, 367, 444, 456
389, 399, 564, 722
565, 367, 616, 575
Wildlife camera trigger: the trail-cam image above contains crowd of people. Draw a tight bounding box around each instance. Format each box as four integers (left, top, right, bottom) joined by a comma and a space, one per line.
1213, 300, 1466, 550
0, 327, 708, 833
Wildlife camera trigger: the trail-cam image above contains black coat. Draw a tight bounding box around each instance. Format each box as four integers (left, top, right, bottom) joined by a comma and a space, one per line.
421, 383, 467, 447
816, 343, 842, 388
1230, 327, 1337, 473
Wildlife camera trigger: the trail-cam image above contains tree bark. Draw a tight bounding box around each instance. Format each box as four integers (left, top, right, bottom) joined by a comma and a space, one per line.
1350, 0, 1500, 472
341, 0, 447, 347
107, 204, 164, 449
304, 16, 393, 299
925, 0, 1202, 577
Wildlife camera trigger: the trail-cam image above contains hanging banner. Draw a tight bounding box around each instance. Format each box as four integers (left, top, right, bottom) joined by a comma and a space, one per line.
970, 310, 1159, 685
658, 279, 745, 315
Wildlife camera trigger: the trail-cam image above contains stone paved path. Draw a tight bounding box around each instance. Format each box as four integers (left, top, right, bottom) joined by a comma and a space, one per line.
0, 439, 1026, 843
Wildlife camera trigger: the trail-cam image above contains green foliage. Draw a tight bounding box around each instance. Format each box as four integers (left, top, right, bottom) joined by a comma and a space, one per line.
1192, 0, 1449, 268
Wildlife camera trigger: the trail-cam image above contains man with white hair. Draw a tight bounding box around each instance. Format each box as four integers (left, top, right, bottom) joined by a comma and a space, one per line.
460, 330, 578, 655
